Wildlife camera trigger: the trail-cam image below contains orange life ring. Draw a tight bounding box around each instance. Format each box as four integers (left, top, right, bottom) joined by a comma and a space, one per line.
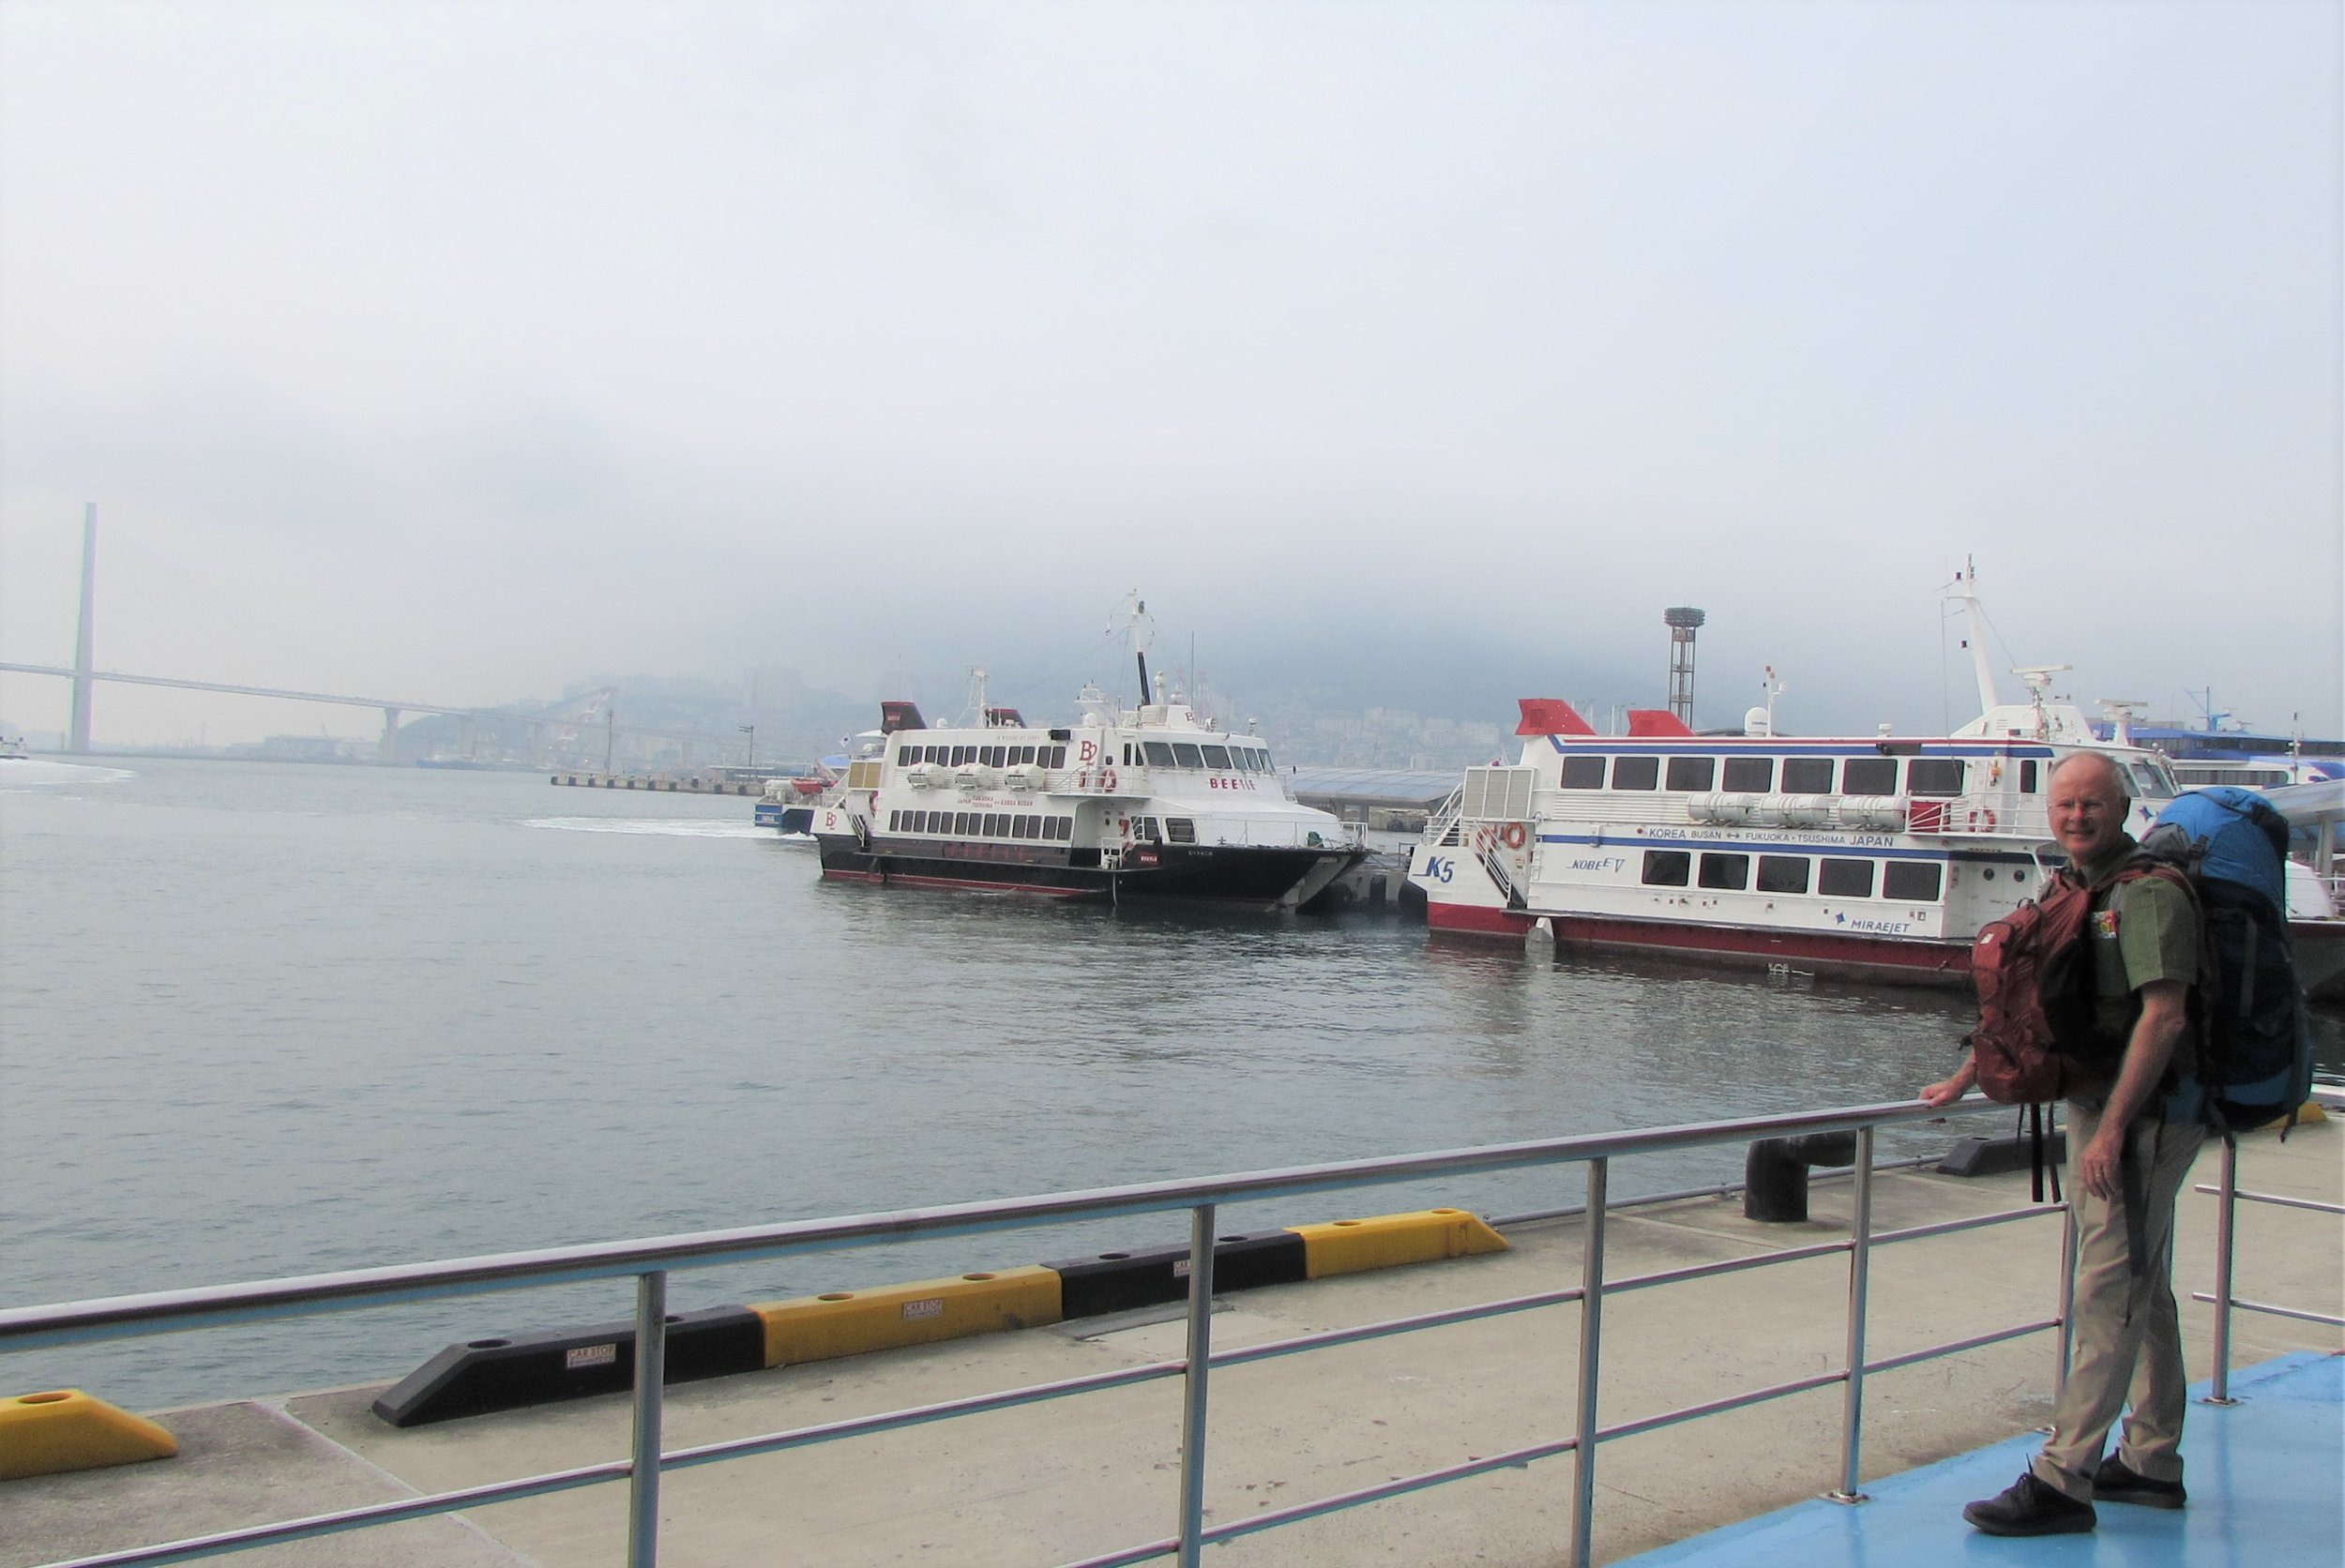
1500, 822, 1528, 850
1969, 807, 1998, 832
1102, 767, 1118, 794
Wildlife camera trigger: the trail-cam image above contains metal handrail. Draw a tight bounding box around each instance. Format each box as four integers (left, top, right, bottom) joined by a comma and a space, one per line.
2193, 1089, 2345, 1399
6, 1095, 2061, 1568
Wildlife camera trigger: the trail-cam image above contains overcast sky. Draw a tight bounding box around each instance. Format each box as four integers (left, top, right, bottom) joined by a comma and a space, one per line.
2, 0, 2338, 746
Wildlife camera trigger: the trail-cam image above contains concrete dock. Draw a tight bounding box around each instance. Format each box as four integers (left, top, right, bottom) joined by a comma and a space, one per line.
5, 1114, 2337, 1568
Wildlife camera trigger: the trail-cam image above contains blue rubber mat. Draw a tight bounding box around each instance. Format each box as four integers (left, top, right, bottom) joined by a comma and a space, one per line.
1623, 1352, 2342, 1567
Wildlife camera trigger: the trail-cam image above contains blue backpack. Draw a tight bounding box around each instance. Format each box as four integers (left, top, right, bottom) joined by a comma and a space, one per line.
2138, 788, 2316, 1135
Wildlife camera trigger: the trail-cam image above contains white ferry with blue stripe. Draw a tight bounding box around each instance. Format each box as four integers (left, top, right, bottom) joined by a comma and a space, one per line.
1406, 590, 2180, 985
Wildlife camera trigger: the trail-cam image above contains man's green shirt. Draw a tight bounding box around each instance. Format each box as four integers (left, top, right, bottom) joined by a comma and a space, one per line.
2072, 833, 2201, 1116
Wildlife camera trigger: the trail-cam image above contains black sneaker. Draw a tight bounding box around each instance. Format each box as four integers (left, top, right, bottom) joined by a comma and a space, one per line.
1963, 1470, 2097, 1535
2093, 1455, 2186, 1509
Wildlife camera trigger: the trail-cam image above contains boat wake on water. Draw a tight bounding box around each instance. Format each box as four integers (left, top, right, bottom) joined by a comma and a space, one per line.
522, 817, 773, 839
0, 759, 137, 788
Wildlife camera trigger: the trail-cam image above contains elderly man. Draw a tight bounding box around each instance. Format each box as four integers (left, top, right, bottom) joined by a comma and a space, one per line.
1919, 749, 2202, 1536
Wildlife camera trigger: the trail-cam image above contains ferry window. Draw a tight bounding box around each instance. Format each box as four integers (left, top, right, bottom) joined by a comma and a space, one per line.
1140, 818, 1163, 842
1053, 816, 1071, 840
1782, 758, 1835, 792
2020, 760, 2038, 793
1698, 852, 1749, 890
1819, 858, 1875, 897
888, 810, 900, 831
1144, 741, 1176, 767
990, 746, 1007, 768
1756, 855, 1810, 895
1884, 861, 1944, 902
1612, 756, 1660, 791
996, 813, 1015, 837
1642, 850, 1691, 886
2128, 761, 2176, 801
896, 747, 914, 766
1906, 759, 1966, 797
1259, 748, 1278, 770
1560, 755, 1607, 790
1666, 757, 1716, 792
925, 811, 942, 833
1166, 818, 1197, 844
1172, 743, 1204, 768
959, 746, 978, 766
1021, 746, 1038, 765
1722, 757, 1774, 792
1202, 745, 1232, 769
1017, 814, 1036, 837
1842, 758, 1898, 795
953, 811, 971, 835
1048, 746, 1067, 769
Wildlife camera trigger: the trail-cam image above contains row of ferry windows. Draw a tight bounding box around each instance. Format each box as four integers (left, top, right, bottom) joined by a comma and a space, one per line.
889, 809, 1075, 841
1118, 740, 1276, 772
1639, 850, 1984, 902
897, 744, 1071, 770
1564, 754, 2012, 797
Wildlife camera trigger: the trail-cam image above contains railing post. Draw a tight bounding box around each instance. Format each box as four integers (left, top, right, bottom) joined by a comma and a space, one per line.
629, 1270, 668, 1568
1176, 1202, 1218, 1568
2055, 1200, 2079, 1396
2205, 1138, 2239, 1405
1568, 1157, 1609, 1568
1830, 1127, 1875, 1502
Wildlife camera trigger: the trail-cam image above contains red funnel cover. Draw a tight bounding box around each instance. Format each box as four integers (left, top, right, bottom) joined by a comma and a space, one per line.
1517, 698, 1596, 736
1626, 708, 1694, 737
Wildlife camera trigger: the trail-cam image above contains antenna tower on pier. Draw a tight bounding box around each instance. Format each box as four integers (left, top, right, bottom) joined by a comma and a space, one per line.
1664, 607, 1705, 725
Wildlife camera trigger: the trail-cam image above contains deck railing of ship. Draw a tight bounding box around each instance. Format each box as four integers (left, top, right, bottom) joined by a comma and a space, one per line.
6, 1089, 2337, 1568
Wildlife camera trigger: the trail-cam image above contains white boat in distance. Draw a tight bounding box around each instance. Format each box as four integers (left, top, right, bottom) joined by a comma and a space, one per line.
1405, 573, 2186, 986
810, 653, 1366, 912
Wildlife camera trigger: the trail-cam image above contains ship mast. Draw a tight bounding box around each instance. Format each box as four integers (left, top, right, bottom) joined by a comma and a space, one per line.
1952, 556, 2002, 716
1114, 590, 1154, 707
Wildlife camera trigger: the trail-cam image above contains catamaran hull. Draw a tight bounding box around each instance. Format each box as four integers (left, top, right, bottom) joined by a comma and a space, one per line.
816, 838, 1363, 912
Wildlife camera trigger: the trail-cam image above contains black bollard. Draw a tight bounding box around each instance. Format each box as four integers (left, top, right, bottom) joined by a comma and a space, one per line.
1743, 1132, 1860, 1222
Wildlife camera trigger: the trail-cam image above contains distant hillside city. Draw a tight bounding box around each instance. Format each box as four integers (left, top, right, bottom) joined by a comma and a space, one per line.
0, 665, 1519, 774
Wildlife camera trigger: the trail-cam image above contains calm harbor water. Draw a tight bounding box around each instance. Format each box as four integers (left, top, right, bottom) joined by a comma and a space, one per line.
5, 758, 2337, 1412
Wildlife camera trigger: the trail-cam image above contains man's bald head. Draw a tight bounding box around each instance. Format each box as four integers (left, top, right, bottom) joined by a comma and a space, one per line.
2050, 749, 2132, 806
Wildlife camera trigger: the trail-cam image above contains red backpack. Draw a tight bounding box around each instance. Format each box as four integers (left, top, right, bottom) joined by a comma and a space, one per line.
1967, 857, 2188, 1103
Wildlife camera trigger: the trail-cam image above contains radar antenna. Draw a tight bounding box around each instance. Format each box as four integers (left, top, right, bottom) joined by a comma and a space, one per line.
2096, 698, 2147, 747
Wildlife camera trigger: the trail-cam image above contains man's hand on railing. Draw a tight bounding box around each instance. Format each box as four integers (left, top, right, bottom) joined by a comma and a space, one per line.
1918, 1053, 1978, 1109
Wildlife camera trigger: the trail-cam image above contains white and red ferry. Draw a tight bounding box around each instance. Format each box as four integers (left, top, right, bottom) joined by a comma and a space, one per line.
1405, 582, 2184, 986
810, 667, 1365, 912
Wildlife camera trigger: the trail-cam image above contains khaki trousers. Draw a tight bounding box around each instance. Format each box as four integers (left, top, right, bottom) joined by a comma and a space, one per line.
2031, 1103, 2204, 1500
